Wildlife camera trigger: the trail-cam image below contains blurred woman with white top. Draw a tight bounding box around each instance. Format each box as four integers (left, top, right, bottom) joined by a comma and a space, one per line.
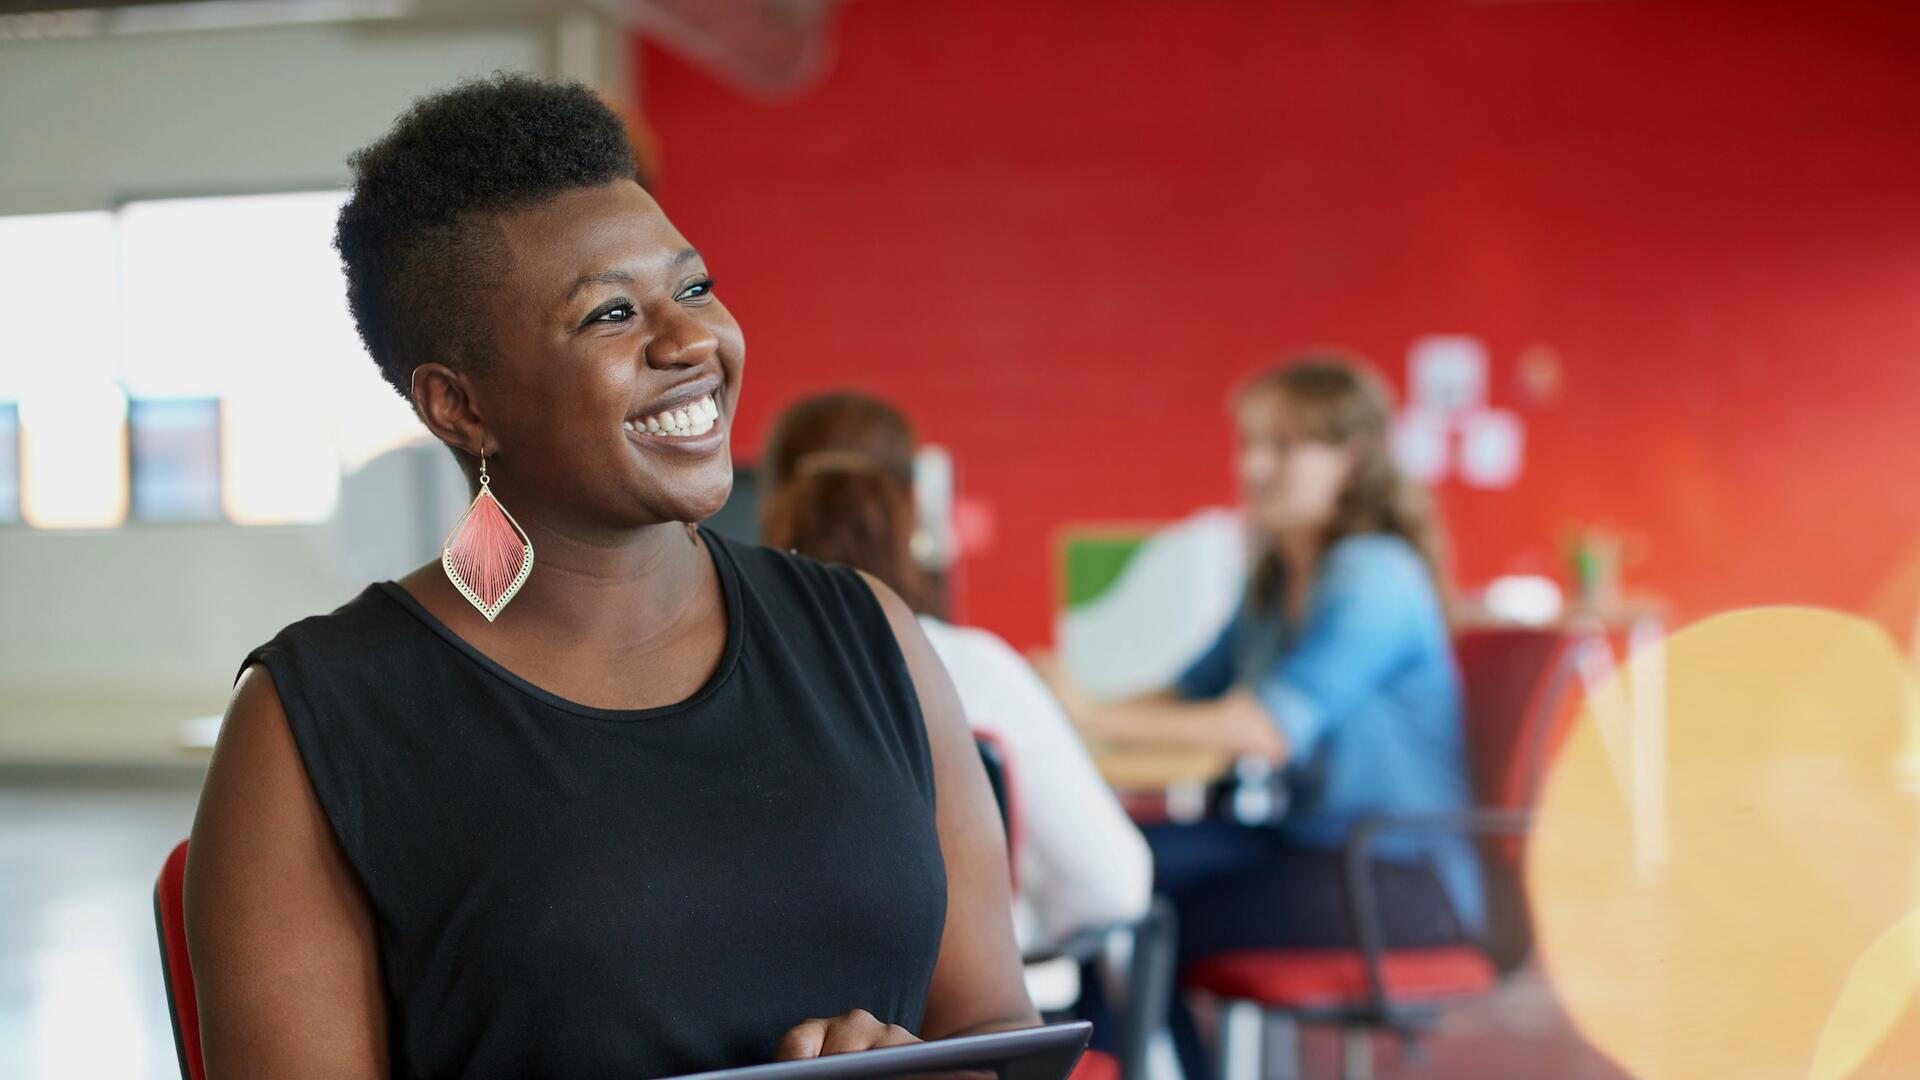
760, 396, 1152, 962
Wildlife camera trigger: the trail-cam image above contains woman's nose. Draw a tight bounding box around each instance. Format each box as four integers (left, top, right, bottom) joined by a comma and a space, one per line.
644, 307, 719, 369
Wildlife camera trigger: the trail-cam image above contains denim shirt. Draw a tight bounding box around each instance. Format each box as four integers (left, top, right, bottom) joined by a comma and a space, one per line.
1174, 534, 1485, 933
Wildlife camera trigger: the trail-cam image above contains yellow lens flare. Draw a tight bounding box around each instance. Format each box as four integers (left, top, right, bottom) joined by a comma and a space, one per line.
1809, 909, 1920, 1080
1528, 607, 1920, 1080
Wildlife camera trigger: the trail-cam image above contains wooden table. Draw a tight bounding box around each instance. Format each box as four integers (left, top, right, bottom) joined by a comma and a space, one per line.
1090, 743, 1290, 825
1090, 742, 1233, 791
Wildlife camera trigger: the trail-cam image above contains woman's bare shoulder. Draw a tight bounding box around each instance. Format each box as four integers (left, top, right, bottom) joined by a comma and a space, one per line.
185, 663, 389, 1079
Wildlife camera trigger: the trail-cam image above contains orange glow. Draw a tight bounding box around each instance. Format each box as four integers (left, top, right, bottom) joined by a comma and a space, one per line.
1529, 607, 1920, 1079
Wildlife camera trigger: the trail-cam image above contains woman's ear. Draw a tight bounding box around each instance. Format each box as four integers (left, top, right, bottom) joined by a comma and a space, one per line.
410, 362, 489, 456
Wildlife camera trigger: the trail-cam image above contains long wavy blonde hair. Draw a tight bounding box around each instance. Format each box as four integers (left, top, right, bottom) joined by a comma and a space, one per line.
1242, 356, 1449, 615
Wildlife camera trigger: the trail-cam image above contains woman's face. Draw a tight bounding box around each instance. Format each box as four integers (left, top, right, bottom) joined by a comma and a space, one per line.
1234, 387, 1353, 537
477, 179, 745, 532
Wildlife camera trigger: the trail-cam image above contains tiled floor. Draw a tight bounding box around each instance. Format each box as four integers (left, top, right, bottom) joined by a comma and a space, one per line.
1290, 969, 1631, 1079
1, 770, 203, 1080
0, 771, 1628, 1080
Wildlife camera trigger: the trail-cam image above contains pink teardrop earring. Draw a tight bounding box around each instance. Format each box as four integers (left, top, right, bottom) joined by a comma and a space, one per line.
441, 447, 534, 621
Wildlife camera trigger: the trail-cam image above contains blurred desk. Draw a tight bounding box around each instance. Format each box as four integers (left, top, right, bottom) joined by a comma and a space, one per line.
1451, 592, 1669, 635
1091, 743, 1231, 790
1092, 743, 1287, 826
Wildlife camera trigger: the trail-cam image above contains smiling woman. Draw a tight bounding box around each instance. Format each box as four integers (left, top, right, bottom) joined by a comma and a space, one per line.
182, 74, 1036, 1080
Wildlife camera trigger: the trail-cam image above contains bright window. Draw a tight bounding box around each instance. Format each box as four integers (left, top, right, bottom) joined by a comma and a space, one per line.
128, 398, 223, 522
0, 211, 124, 527
0, 211, 120, 400
0, 194, 428, 527
18, 379, 128, 529
0, 404, 20, 523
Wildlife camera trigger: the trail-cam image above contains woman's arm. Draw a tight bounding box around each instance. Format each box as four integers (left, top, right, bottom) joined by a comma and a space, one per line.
185, 665, 389, 1080
865, 576, 1040, 1038
1031, 599, 1283, 759
1072, 690, 1287, 760
1034, 652, 1286, 761
1054, 537, 1427, 764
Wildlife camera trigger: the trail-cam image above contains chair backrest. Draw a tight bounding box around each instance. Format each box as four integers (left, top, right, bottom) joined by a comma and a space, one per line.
153, 839, 204, 1080
974, 730, 1021, 890
1455, 627, 1591, 818
1452, 627, 1592, 971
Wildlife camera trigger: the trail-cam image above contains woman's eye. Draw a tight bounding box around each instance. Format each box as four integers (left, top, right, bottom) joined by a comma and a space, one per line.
594, 304, 634, 323
676, 277, 715, 302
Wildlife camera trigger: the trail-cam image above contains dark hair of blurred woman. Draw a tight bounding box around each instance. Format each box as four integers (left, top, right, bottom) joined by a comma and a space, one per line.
763, 451, 931, 613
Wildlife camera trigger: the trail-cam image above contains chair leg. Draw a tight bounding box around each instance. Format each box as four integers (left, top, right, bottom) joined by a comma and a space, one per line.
1147, 1031, 1182, 1080
1260, 1012, 1301, 1080
1338, 1027, 1373, 1080
1121, 899, 1178, 1080
1216, 1001, 1264, 1080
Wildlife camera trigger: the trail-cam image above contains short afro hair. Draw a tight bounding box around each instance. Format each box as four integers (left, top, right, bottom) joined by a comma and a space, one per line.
335, 73, 642, 402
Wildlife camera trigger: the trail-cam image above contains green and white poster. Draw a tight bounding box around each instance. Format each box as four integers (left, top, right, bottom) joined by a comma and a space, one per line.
1056, 507, 1248, 699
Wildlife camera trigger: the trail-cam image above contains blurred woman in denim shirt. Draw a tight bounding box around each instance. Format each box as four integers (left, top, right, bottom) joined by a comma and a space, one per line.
1049, 357, 1477, 1068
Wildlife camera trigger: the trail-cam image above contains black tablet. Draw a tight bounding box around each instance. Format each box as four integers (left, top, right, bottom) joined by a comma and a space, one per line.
659, 1022, 1093, 1080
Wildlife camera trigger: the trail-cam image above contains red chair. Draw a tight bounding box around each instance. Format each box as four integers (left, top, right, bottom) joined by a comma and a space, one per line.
153, 839, 205, 1080
975, 730, 1023, 891
1179, 627, 1596, 1080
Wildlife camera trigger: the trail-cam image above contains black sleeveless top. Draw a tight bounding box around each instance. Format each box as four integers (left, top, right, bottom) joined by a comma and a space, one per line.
240, 531, 947, 1080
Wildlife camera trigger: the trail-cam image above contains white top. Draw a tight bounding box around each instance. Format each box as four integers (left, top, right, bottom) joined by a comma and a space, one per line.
918, 616, 1154, 952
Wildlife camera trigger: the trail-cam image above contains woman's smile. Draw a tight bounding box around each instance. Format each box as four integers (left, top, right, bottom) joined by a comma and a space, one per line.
622, 371, 729, 457
623, 391, 728, 456
625, 393, 719, 438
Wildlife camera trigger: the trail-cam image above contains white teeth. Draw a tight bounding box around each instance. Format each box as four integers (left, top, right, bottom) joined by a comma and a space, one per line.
623, 420, 636, 432
628, 394, 721, 438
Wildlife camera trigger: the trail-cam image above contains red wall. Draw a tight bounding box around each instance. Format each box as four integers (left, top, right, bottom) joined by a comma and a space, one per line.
638, 0, 1920, 649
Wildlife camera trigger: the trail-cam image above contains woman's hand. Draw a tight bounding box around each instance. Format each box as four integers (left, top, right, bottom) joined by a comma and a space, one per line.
777, 1010, 922, 1059
1058, 686, 1289, 762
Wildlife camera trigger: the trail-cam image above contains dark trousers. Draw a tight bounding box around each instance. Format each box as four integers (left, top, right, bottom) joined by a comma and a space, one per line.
1143, 822, 1467, 1080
